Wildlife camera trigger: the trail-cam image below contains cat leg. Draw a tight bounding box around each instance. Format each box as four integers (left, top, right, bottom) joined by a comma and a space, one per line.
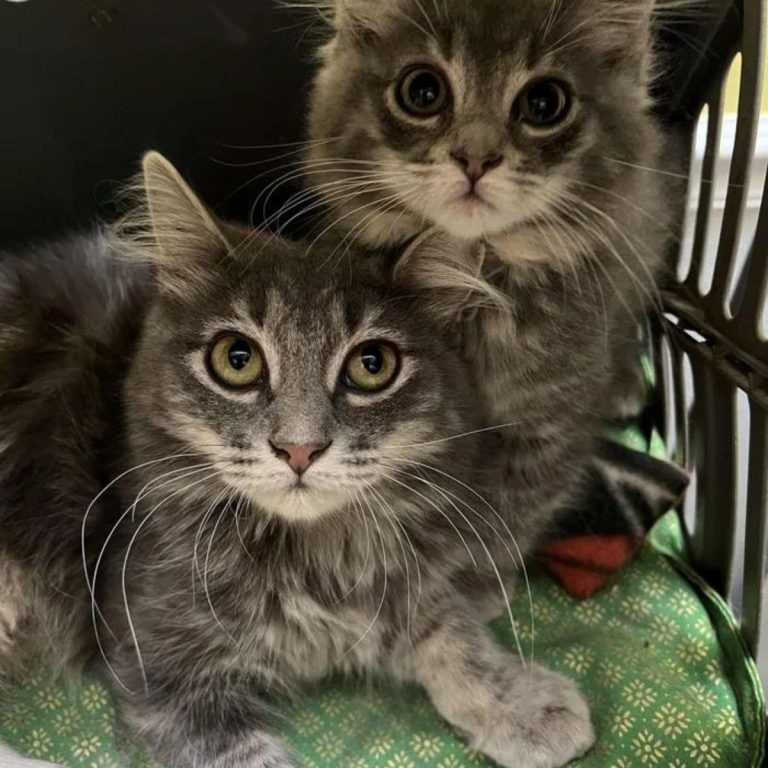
404, 608, 594, 768
119, 673, 294, 768
0, 742, 62, 768
601, 321, 648, 422
0, 557, 26, 660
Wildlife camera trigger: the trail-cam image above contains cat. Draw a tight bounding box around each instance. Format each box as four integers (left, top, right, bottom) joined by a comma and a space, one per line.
0, 152, 594, 768
302, 0, 683, 549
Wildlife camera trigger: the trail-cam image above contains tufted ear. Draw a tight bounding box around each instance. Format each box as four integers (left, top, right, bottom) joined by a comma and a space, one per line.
587, 0, 660, 81
393, 231, 509, 323
134, 152, 233, 298
325, 0, 405, 39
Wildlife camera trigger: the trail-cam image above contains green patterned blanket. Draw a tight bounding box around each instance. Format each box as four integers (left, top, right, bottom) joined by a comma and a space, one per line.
1, 512, 763, 768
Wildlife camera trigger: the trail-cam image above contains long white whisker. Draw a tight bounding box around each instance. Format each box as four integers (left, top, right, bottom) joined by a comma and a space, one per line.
388, 422, 521, 449
82, 452, 205, 605
384, 466, 526, 667
203, 493, 239, 643
385, 457, 535, 665
365, 487, 414, 643
341, 491, 388, 659
379, 470, 477, 568
335, 495, 372, 604
121, 471, 219, 694
89, 462, 214, 692
369, 484, 423, 633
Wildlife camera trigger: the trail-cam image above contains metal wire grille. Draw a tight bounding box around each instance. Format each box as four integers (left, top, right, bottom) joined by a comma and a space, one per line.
656, 0, 768, 686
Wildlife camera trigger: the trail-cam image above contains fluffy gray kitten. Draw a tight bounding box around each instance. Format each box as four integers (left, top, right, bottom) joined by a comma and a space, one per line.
0, 153, 594, 768
304, 0, 682, 547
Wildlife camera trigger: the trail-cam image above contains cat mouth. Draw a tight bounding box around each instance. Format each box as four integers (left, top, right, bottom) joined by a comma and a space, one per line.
456, 190, 495, 211
254, 483, 351, 522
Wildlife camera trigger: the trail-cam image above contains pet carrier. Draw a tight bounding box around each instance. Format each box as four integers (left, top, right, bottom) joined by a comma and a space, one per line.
0, 1, 765, 766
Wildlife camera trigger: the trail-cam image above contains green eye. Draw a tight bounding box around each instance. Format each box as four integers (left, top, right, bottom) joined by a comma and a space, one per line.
343, 341, 400, 393
397, 67, 450, 117
209, 335, 264, 389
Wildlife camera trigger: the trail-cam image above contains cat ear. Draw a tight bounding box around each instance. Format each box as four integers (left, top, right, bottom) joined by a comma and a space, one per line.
589, 0, 657, 80
330, 0, 399, 38
141, 151, 232, 296
393, 231, 508, 323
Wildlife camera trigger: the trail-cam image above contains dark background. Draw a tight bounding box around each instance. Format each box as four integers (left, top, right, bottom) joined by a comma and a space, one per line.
0, 0, 737, 248
0, 0, 321, 246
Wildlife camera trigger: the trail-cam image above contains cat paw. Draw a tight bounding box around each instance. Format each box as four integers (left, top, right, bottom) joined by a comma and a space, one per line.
603, 360, 648, 422
470, 665, 595, 768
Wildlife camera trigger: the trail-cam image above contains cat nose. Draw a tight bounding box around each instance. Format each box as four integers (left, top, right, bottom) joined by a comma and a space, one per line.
269, 441, 332, 475
450, 150, 503, 183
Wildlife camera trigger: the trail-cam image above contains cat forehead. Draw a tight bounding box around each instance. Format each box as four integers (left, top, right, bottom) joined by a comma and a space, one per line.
218, 250, 393, 342
351, 0, 639, 67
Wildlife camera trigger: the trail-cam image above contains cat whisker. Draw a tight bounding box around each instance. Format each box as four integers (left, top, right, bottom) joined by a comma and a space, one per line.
274, 179, 410, 238
605, 156, 746, 188
540, 0, 563, 38
334, 494, 373, 605
207, 137, 343, 169
192, 484, 230, 587
388, 422, 521, 450
215, 157, 401, 230
212, 135, 342, 159
558, 175, 681, 239
530, 212, 584, 297
250, 166, 407, 237
389, 3, 438, 45
90, 463, 215, 693
341, 490, 389, 660
259, 166, 412, 230
369, 484, 423, 632
411, 0, 439, 40
121, 470, 222, 694
378, 469, 477, 569
364, 487, 415, 644
382, 465, 527, 667
538, 185, 659, 319
565, 215, 642, 323
312, 189, 415, 263
82, 452, 209, 605
524, 185, 612, 343
88, 463, 215, 689
383, 456, 535, 666
557, 190, 663, 314
232, 495, 256, 565
426, 0, 444, 23
327, 188, 421, 268
203, 493, 239, 644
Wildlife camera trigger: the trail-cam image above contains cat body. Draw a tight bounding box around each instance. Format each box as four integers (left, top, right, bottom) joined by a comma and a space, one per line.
0, 232, 147, 672
0, 154, 594, 768
305, 0, 682, 546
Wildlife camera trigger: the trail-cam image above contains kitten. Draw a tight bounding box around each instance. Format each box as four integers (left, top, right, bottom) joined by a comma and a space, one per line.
303, 0, 682, 545
0, 153, 594, 768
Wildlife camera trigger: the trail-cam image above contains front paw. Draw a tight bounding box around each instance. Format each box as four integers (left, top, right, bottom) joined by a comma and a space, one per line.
469, 664, 594, 768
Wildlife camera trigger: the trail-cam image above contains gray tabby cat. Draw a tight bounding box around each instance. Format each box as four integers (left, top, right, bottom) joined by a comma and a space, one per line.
0, 153, 594, 768
304, 0, 681, 549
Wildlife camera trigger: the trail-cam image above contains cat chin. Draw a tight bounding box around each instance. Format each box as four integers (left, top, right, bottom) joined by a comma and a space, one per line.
424, 199, 516, 241
251, 486, 351, 523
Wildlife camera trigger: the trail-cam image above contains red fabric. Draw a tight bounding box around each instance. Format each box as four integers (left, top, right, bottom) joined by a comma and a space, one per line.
539, 535, 642, 599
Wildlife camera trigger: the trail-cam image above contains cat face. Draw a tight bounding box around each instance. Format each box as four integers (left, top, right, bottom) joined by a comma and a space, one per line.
124, 154, 476, 523
307, 0, 660, 246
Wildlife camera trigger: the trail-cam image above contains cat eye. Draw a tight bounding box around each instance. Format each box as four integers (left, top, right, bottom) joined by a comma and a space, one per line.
342, 341, 400, 393
396, 67, 450, 118
513, 79, 571, 128
208, 334, 265, 389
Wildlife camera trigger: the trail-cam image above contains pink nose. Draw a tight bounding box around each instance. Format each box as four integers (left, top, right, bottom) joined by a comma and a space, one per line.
450, 150, 503, 184
269, 441, 331, 475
